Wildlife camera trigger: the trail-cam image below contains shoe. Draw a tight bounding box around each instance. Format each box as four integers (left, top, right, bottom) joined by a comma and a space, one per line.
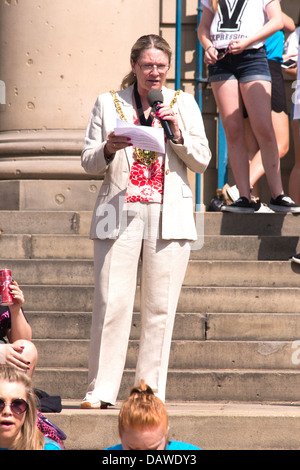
220, 184, 234, 205
225, 184, 240, 202
252, 199, 274, 213
256, 203, 274, 213
100, 401, 113, 409
269, 195, 300, 213
221, 197, 254, 213
80, 399, 113, 409
292, 253, 300, 264
207, 197, 224, 212
80, 399, 101, 409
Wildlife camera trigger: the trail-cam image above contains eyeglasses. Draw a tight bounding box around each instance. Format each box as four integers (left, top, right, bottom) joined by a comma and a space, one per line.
0, 398, 28, 415
138, 63, 169, 73
217, 46, 230, 60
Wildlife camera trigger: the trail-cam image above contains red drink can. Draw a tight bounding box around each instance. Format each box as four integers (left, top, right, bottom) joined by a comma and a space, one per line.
0, 269, 13, 306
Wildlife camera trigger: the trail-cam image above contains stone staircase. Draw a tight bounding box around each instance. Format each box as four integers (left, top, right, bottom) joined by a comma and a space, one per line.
1, 180, 300, 449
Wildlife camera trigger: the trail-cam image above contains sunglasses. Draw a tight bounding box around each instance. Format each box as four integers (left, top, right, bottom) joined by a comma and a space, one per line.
0, 398, 28, 415
217, 46, 230, 60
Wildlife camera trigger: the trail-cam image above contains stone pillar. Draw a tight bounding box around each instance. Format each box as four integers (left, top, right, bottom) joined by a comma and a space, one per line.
0, 0, 160, 209
0, 0, 160, 180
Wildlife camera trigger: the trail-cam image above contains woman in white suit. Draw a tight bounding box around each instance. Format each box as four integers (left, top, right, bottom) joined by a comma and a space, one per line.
80, 34, 211, 409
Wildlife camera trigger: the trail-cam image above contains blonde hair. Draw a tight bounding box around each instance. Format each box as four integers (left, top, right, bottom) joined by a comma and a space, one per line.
121, 34, 172, 90
118, 380, 168, 436
0, 365, 45, 450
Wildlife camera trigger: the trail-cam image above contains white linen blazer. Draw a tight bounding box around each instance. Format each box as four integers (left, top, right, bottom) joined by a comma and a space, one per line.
81, 85, 211, 241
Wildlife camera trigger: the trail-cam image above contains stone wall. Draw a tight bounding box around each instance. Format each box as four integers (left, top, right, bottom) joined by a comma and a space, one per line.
0, 0, 299, 207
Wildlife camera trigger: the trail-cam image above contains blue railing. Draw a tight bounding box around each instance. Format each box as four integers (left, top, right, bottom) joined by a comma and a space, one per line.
175, 0, 182, 91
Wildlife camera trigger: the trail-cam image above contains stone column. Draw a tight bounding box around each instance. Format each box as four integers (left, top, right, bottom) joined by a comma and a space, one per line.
0, 0, 159, 208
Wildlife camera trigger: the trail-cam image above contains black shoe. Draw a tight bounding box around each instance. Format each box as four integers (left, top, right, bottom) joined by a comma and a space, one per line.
269, 195, 300, 213
207, 197, 224, 212
221, 197, 254, 213
292, 253, 300, 264
100, 401, 113, 409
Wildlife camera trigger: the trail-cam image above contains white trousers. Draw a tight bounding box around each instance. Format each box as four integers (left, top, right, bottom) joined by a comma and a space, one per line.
85, 202, 191, 404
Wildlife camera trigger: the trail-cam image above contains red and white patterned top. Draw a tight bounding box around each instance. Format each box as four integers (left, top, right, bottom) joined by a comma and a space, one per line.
125, 116, 166, 203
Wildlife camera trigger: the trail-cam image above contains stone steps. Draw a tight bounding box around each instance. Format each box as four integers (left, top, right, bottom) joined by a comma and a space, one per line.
32, 368, 300, 403
46, 400, 300, 450
0, 234, 299, 260
33, 338, 300, 370
0, 235, 93, 260
1, 257, 300, 286
1, 207, 300, 449
10, 284, 300, 313
202, 212, 300, 237
1, 209, 300, 236
0, 210, 91, 234
27, 311, 300, 341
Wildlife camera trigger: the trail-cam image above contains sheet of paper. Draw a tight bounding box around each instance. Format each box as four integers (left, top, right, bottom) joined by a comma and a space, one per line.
114, 119, 165, 153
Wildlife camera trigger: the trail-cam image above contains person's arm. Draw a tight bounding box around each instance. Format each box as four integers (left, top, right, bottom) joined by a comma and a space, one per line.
81, 93, 133, 175
197, 6, 219, 64
229, 0, 284, 54
283, 63, 297, 79
6, 281, 31, 343
282, 12, 295, 34
282, 28, 299, 78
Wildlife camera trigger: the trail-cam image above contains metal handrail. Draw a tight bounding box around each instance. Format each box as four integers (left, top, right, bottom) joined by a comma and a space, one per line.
175, 0, 182, 91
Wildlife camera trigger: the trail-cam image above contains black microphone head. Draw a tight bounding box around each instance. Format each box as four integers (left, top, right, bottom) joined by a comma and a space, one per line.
147, 89, 163, 107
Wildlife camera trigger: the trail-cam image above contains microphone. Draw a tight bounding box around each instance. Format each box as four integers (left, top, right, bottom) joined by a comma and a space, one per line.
147, 90, 174, 140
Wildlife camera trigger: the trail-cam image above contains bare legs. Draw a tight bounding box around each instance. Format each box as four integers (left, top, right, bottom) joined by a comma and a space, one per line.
3, 340, 38, 379
212, 79, 251, 200
212, 79, 284, 201
289, 119, 300, 205
245, 110, 289, 197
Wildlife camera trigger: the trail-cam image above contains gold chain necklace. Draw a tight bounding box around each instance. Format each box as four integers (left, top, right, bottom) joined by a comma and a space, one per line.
110, 88, 182, 167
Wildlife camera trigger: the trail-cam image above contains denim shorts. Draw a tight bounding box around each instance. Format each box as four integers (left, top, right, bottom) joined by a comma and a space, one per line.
208, 47, 271, 83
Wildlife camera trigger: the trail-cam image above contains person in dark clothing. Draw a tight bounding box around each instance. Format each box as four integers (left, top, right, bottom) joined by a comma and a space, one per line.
0, 280, 37, 378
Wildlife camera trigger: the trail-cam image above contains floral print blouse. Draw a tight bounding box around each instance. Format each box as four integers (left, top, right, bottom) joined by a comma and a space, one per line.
125, 116, 165, 203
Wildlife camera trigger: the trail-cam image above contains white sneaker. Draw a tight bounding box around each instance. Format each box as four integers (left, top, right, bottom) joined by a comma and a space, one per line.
226, 184, 240, 202
292, 254, 300, 264
254, 202, 274, 213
